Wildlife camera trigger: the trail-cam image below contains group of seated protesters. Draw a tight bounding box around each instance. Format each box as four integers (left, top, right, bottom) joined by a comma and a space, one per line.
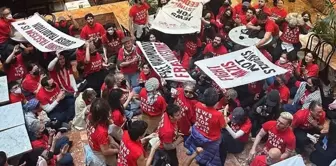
0, 0, 336, 165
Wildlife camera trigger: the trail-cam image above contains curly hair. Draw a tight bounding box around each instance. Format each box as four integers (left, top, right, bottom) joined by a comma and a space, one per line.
285, 13, 305, 26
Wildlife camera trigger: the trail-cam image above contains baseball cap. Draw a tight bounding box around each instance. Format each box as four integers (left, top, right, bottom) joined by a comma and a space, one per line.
266, 90, 280, 107
231, 107, 245, 124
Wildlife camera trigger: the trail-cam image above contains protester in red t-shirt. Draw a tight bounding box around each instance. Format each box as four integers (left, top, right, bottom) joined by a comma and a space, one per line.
235, 7, 255, 25
140, 78, 167, 134
267, 75, 290, 104
83, 41, 104, 77
118, 120, 159, 166
215, 88, 241, 113
233, 2, 251, 17
181, 34, 202, 70
80, 13, 106, 41
21, 63, 41, 94
86, 99, 119, 165
292, 101, 326, 153
118, 37, 142, 87
53, 14, 79, 37
0, 7, 16, 60
249, 112, 295, 160
8, 81, 27, 104
171, 82, 198, 138
250, 148, 282, 166
217, 0, 232, 19
220, 107, 252, 162
295, 51, 319, 78
102, 23, 125, 66
203, 35, 228, 56
247, 12, 279, 48
129, 0, 150, 39
4, 45, 27, 82
270, 0, 287, 20
48, 51, 78, 94
107, 89, 128, 141
253, 0, 271, 15
157, 104, 183, 166
138, 63, 160, 86
274, 53, 294, 80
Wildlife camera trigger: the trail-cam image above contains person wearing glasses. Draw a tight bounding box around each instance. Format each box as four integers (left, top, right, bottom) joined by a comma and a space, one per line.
249, 112, 296, 161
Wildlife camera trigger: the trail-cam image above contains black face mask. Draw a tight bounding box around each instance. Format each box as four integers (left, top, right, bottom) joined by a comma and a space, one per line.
306, 84, 315, 92
303, 18, 309, 22
32, 70, 39, 76
120, 80, 127, 86
274, 80, 280, 87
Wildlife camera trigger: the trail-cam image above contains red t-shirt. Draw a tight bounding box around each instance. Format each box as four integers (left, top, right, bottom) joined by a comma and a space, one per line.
6, 54, 27, 82
267, 84, 290, 104
215, 97, 241, 113
129, 3, 150, 25
297, 60, 319, 77
248, 81, 263, 94
217, 6, 230, 20
229, 115, 252, 142
270, 7, 287, 19
49, 69, 74, 92
233, 3, 246, 17
203, 43, 228, 56
139, 88, 167, 117
22, 74, 40, 93
184, 38, 202, 57
253, 4, 271, 15
262, 121, 296, 153
36, 84, 61, 105
138, 70, 160, 83
84, 52, 103, 77
118, 131, 145, 166
239, 15, 255, 25
117, 47, 141, 74
9, 93, 26, 104
80, 23, 106, 40
250, 155, 267, 166
111, 109, 125, 127
194, 102, 225, 140
0, 18, 14, 44
175, 88, 197, 136
31, 134, 49, 149
102, 30, 125, 54
158, 113, 178, 149
250, 18, 280, 36
76, 48, 86, 63
292, 109, 326, 130
87, 116, 109, 152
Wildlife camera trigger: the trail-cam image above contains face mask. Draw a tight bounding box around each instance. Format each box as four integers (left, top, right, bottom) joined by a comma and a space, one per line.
14, 87, 22, 94
6, 14, 13, 20
274, 80, 280, 87
120, 80, 127, 86
279, 57, 287, 64
107, 30, 114, 35
303, 18, 309, 22
33, 70, 39, 76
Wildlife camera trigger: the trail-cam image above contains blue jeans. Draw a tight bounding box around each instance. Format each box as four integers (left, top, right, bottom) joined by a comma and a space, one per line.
283, 102, 301, 114
124, 72, 139, 88
124, 99, 141, 119
48, 96, 75, 123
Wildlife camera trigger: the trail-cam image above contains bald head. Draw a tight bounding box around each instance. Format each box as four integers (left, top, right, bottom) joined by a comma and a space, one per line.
268, 148, 281, 162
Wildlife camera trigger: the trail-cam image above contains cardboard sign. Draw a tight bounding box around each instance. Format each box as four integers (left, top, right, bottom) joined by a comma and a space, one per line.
11, 13, 85, 52
136, 41, 194, 82
151, 0, 203, 34
195, 46, 287, 88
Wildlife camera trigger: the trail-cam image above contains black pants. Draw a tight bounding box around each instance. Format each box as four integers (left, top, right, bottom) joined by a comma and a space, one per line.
85, 69, 108, 96
152, 149, 178, 166
294, 128, 319, 154
220, 130, 245, 165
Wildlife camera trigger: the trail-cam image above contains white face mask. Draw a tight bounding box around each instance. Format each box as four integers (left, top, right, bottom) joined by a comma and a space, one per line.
279, 57, 287, 64
107, 30, 114, 35
6, 14, 13, 20
13, 87, 22, 94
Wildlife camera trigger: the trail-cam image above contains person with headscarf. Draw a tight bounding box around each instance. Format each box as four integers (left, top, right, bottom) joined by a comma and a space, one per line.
139, 78, 167, 134
220, 107, 252, 164
185, 87, 226, 166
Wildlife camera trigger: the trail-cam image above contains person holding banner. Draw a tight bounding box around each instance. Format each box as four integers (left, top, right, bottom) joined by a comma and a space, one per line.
117, 37, 142, 88
129, 0, 150, 40
80, 13, 106, 41
4, 44, 27, 82
203, 35, 228, 56
21, 62, 42, 95
0, 7, 15, 61
181, 34, 202, 70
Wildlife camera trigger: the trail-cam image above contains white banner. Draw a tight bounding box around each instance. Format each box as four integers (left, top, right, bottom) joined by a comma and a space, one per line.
195, 46, 287, 89
272, 155, 305, 166
136, 41, 194, 82
151, 0, 203, 34
11, 14, 85, 52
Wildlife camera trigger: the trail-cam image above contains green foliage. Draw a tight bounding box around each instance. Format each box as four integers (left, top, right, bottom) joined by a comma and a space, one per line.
313, 0, 336, 45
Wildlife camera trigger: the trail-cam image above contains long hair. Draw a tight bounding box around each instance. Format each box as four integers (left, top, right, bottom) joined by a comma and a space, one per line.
54, 53, 71, 72
220, 8, 233, 25
104, 23, 118, 41
108, 89, 125, 115
301, 50, 317, 67
89, 98, 111, 128
102, 73, 116, 100
308, 77, 325, 98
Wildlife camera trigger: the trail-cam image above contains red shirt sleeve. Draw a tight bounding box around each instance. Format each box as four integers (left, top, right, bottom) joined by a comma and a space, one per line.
129, 6, 136, 17
286, 133, 296, 150
116, 30, 125, 39
265, 21, 276, 33
292, 110, 304, 128
250, 17, 258, 25
203, 44, 210, 54
144, 2, 150, 10
307, 64, 319, 77
80, 27, 88, 40
262, 121, 275, 132
112, 110, 125, 127
295, 81, 301, 88
160, 130, 174, 144
240, 119, 252, 134
218, 113, 226, 128
117, 48, 124, 61
319, 111, 326, 125
96, 126, 109, 147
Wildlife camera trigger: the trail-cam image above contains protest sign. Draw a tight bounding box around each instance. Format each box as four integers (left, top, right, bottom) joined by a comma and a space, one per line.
195, 46, 287, 89
11, 13, 85, 52
136, 41, 194, 82
272, 155, 305, 166
151, 0, 203, 34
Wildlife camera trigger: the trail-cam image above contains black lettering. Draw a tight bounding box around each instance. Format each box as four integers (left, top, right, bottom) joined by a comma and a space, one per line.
21, 25, 31, 30
264, 69, 276, 74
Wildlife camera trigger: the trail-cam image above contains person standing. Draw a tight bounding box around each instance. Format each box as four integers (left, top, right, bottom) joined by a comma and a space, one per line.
80, 13, 106, 41
129, 0, 150, 40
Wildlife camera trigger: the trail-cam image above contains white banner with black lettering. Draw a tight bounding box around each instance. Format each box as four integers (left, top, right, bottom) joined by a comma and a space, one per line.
11, 13, 85, 52
195, 46, 287, 89
151, 0, 203, 34
136, 41, 194, 82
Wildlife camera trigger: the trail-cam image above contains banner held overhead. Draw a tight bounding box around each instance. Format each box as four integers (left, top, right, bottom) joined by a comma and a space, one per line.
195, 46, 288, 89
11, 13, 85, 52
136, 41, 194, 82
